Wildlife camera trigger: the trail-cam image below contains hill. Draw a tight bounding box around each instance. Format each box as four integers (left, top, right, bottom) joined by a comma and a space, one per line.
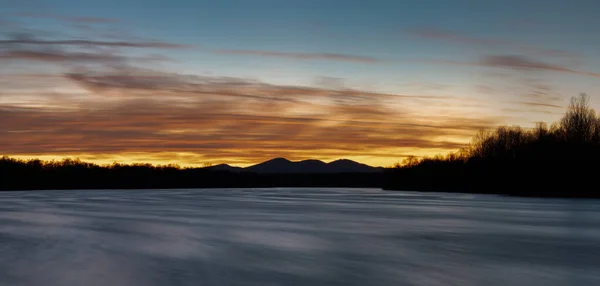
243, 158, 384, 174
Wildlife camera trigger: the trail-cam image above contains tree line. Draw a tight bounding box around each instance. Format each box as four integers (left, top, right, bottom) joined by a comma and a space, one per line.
0, 157, 383, 190
2, 93, 599, 197
385, 93, 600, 197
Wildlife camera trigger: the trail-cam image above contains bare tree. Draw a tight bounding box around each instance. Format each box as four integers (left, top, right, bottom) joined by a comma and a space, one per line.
560, 93, 597, 143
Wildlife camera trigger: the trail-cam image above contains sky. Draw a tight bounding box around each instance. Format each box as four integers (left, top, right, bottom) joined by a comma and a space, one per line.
1, 0, 599, 167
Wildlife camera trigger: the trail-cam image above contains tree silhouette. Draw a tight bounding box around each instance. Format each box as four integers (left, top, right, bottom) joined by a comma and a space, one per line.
559, 93, 597, 143
386, 93, 600, 197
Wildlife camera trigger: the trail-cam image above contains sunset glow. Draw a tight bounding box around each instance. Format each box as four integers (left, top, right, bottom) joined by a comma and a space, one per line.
1, 0, 599, 167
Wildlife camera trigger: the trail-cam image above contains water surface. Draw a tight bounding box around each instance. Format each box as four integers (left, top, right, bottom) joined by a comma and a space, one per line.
0, 188, 599, 286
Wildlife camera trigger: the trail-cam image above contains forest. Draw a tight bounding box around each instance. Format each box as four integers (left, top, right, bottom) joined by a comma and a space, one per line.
385, 93, 600, 197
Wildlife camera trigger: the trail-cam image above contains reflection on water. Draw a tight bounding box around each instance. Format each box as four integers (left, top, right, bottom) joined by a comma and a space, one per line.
0, 188, 599, 286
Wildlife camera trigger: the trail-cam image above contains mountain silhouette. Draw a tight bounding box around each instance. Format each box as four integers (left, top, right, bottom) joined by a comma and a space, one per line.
327, 159, 384, 173
238, 158, 384, 174
205, 163, 245, 172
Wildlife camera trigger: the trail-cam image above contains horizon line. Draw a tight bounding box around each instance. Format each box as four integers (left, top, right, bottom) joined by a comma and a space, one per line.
0, 155, 392, 169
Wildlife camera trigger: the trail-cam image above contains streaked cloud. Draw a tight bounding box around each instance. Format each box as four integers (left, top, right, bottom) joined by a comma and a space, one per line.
409, 27, 578, 58
2, 12, 559, 167
16, 13, 120, 23
0, 38, 191, 49
0, 32, 382, 67
0, 30, 181, 66
0, 50, 125, 63
0, 96, 500, 166
480, 55, 600, 78
0, 17, 489, 150
482, 55, 572, 71
420, 55, 600, 79
516, 101, 563, 109
1, 64, 500, 166
61, 67, 451, 104
211, 49, 383, 63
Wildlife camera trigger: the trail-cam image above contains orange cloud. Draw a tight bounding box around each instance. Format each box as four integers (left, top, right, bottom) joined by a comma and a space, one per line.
0, 103, 495, 165
0, 16, 506, 167
0, 69, 500, 166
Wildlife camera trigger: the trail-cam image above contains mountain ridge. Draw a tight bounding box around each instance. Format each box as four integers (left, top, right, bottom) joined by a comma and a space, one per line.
205, 158, 385, 174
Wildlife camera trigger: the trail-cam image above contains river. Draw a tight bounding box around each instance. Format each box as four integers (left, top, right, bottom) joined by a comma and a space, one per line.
0, 188, 599, 285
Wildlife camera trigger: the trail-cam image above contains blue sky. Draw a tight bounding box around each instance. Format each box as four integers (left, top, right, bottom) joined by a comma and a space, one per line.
4, 0, 599, 81
1, 0, 599, 166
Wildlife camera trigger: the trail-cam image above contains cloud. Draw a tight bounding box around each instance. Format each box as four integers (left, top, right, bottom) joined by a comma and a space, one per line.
16, 13, 119, 24
0, 48, 172, 65
0, 31, 180, 66
0, 50, 124, 63
480, 55, 600, 78
517, 102, 563, 109
62, 68, 306, 103
419, 55, 600, 79
481, 55, 570, 71
0, 68, 499, 165
0, 14, 504, 166
0, 26, 378, 69
211, 49, 382, 63
0, 38, 191, 49
61, 67, 447, 104
0, 100, 498, 164
63, 68, 193, 92
410, 27, 578, 58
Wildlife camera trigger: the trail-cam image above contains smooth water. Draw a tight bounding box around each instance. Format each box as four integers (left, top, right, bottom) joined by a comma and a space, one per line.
0, 188, 599, 286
